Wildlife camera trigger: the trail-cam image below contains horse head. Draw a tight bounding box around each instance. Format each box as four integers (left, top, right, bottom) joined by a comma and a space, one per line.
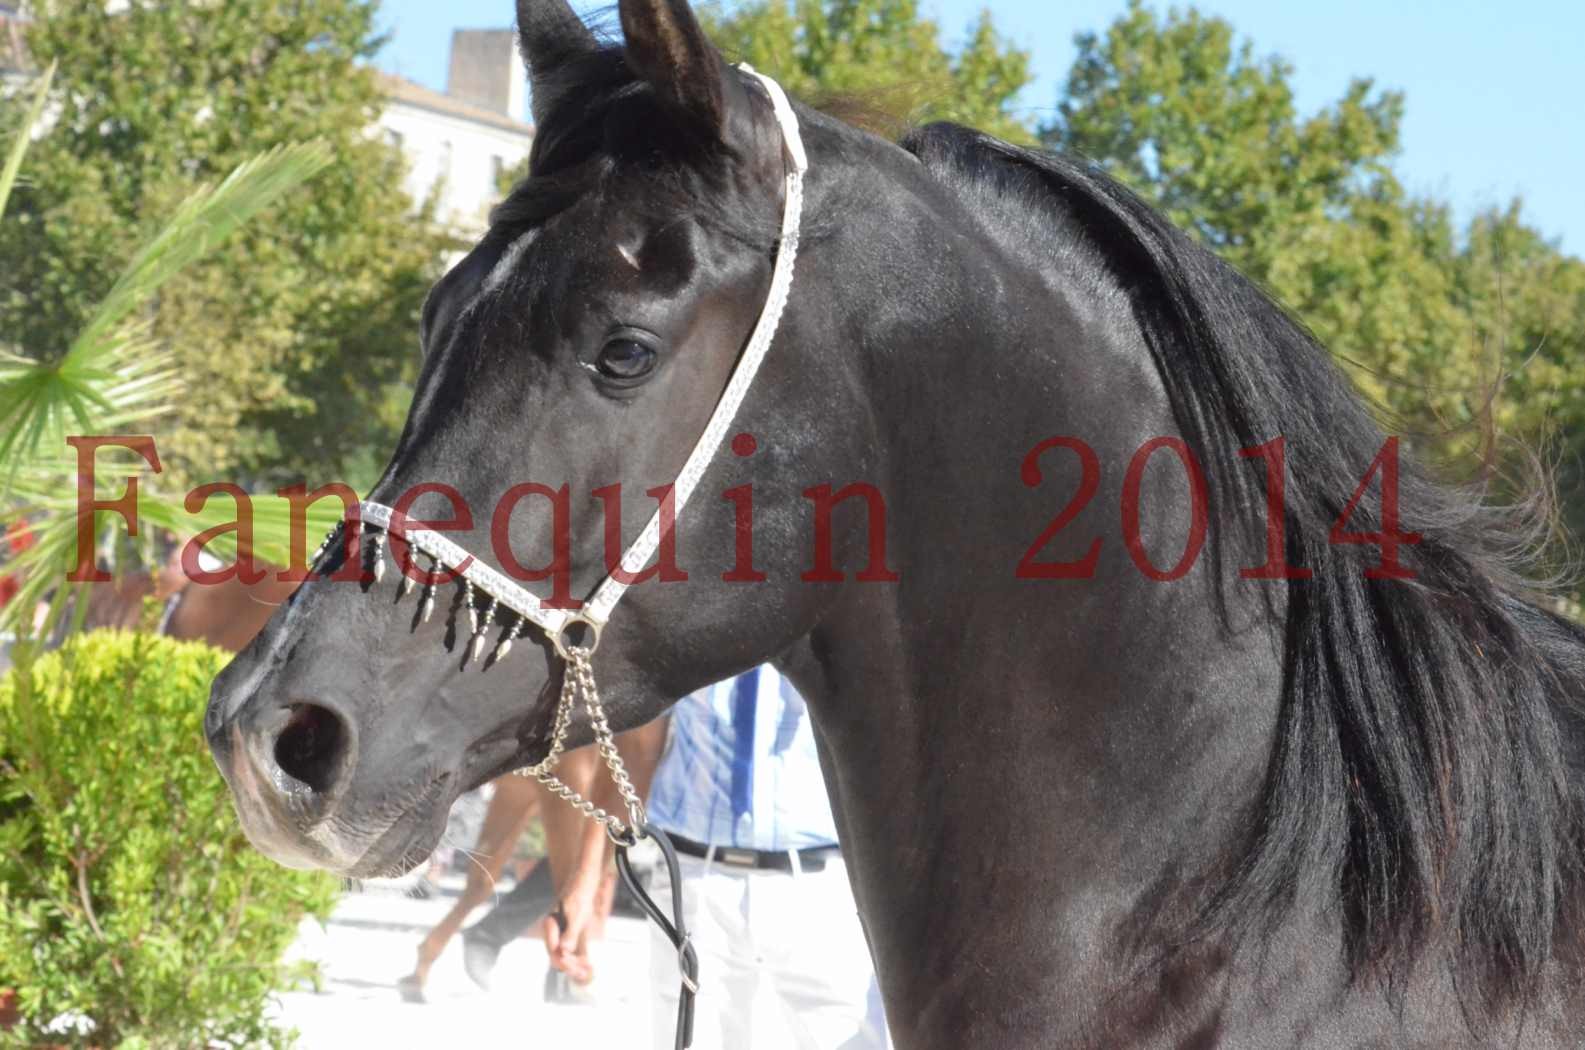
205, 0, 864, 876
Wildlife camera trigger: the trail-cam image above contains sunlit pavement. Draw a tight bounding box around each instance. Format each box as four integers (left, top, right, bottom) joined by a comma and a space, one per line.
270, 873, 655, 1047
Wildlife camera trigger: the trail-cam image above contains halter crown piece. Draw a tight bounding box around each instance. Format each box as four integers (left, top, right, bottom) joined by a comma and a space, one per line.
314, 67, 807, 839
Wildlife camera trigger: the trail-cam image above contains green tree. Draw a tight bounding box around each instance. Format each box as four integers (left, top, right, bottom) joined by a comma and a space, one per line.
701, 0, 1037, 144
1047, 2, 1403, 266
1448, 205, 1585, 549
0, 0, 445, 491
1043, 1, 1585, 548
0, 64, 344, 636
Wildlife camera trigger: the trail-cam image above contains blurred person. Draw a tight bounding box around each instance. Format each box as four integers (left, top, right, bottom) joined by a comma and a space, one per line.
552, 667, 889, 1050
458, 726, 666, 996
397, 773, 542, 1002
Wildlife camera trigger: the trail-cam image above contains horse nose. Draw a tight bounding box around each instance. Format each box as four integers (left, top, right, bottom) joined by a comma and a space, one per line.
270, 703, 354, 798
205, 632, 365, 872
211, 690, 358, 821
203, 680, 359, 870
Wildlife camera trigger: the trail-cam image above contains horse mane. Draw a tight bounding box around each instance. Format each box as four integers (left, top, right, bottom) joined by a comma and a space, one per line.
494, 37, 1585, 1008
900, 121, 1585, 1012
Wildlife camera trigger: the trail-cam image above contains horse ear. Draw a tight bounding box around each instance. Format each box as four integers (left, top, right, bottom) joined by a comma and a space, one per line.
516, 0, 600, 125
618, 0, 730, 139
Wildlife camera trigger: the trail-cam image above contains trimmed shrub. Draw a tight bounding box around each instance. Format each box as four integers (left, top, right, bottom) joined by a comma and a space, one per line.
0, 631, 339, 1048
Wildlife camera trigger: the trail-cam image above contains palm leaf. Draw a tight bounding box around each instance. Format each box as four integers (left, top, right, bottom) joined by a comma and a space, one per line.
0, 141, 339, 636
1, 143, 332, 489
0, 492, 345, 636
0, 61, 54, 221
71, 142, 334, 363
137, 493, 347, 568
0, 334, 181, 499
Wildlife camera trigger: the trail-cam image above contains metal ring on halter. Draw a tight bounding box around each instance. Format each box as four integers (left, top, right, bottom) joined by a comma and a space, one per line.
553, 614, 603, 660
607, 819, 642, 848
625, 798, 648, 836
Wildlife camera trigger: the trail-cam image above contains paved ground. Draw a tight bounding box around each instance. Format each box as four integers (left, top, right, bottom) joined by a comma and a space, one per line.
270, 872, 656, 1047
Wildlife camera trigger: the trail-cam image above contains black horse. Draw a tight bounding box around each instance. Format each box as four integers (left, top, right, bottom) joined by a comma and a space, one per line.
207, 1, 1585, 1044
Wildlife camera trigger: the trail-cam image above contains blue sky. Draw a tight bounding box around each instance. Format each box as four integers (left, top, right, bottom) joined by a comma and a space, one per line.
375, 1, 1583, 256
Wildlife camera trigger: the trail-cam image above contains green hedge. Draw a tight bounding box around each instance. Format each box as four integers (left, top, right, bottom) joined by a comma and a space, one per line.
0, 632, 339, 1048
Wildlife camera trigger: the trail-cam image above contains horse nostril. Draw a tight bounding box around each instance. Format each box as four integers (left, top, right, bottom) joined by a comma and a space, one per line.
273, 704, 349, 795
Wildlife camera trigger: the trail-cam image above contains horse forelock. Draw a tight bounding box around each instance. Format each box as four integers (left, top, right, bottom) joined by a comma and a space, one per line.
490, 46, 787, 254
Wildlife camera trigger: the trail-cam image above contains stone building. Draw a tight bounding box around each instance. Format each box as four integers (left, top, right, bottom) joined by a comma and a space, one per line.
0, 10, 535, 238
377, 29, 536, 237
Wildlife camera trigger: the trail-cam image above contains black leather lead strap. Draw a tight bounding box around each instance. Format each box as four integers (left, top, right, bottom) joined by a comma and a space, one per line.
615, 823, 698, 1050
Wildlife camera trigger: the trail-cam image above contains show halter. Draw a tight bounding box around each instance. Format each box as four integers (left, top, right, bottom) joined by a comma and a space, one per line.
312, 66, 807, 1050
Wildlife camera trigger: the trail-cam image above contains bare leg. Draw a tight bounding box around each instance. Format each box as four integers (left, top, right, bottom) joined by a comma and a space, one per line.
590, 866, 618, 942
399, 775, 539, 997
457, 725, 670, 991
457, 745, 610, 991
541, 723, 670, 985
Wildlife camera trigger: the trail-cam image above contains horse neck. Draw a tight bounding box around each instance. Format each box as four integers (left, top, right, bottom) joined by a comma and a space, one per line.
780, 143, 1288, 1043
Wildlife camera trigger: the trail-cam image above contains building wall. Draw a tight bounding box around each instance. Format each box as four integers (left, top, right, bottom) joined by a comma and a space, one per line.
2, 12, 533, 240
376, 100, 531, 239
377, 25, 534, 241
447, 29, 525, 122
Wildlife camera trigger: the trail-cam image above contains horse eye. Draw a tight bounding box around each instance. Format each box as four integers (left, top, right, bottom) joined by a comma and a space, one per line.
595, 338, 657, 381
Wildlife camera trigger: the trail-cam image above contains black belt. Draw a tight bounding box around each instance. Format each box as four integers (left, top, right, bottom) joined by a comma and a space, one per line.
669, 833, 839, 873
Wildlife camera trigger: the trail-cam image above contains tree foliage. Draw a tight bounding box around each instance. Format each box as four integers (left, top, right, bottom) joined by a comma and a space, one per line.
0, 63, 343, 637
1043, 1, 1585, 547
0, 0, 445, 491
700, 0, 1036, 143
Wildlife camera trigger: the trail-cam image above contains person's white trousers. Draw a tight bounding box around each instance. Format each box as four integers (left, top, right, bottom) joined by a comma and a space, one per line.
649, 851, 890, 1050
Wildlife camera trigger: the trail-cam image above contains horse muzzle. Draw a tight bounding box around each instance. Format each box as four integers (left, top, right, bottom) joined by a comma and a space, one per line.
206, 678, 364, 871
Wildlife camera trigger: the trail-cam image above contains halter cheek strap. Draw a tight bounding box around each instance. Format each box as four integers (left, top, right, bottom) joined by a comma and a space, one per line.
590, 74, 806, 624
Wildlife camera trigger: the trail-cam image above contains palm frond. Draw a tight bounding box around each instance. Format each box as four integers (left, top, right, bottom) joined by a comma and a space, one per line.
0, 490, 345, 634
0, 329, 180, 500
0, 140, 339, 637
0, 61, 55, 221
138, 493, 346, 568
71, 142, 334, 364
1, 144, 332, 488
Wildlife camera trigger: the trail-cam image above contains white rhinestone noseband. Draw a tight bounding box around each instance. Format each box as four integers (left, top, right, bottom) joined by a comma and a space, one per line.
308, 67, 807, 842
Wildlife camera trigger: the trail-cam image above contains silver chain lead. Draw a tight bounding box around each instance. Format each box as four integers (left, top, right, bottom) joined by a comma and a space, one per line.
520, 646, 647, 844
